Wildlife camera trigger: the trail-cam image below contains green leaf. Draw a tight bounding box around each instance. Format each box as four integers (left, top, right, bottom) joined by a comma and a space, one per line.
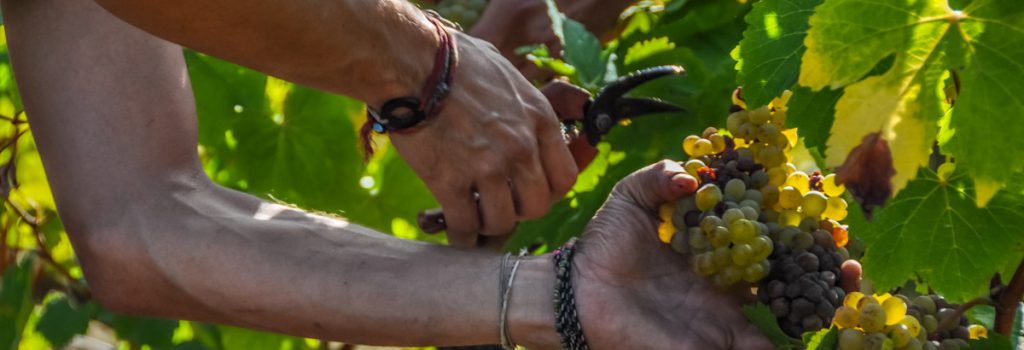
35, 298, 95, 348
967, 304, 996, 330
802, 327, 837, 350
544, 0, 606, 89
741, 303, 801, 349
946, 1, 1024, 206
966, 332, 1013, 350
99, 311, 178, 350
854, 167, 1024, 302
785, 86, 842, 152
218, 326, 309, 350
0, 256, 35, 350
734, 0, 824, 108
623, 37, 676, 66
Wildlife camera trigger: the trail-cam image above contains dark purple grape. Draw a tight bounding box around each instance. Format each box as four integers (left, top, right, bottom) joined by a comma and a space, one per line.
791, 298, 814, 317
771, 298, 789, 318
796, 252, 819, 272
802, 315, 824, 331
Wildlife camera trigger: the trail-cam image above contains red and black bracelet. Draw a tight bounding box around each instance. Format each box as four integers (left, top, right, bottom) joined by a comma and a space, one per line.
360, 11, 458, 157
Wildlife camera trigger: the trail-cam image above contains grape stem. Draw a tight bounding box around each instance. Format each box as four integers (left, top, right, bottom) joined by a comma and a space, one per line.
995, 257, 1024, 335
932, 296, 994, 338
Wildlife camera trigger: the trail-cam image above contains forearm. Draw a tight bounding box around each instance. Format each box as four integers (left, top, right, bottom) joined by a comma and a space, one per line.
92, 0, 438, 107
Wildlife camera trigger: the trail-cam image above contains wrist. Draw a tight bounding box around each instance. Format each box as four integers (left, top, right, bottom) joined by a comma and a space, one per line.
508, 254, 561, 349
360, 8, 441, 109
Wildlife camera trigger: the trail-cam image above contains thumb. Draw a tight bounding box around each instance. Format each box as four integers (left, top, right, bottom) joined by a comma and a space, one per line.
612, 160, 699, 211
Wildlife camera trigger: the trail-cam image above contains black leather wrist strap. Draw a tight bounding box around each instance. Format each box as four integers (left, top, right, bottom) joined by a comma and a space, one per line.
553, 238, 589, 350
366, 11, 457, 134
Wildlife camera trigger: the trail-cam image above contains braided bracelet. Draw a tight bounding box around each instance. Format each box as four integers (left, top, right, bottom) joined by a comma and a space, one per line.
553, 238, 589, 350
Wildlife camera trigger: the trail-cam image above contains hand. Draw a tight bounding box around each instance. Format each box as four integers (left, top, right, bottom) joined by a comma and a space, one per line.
390, 32, 577, 247
572, 160, 774, 349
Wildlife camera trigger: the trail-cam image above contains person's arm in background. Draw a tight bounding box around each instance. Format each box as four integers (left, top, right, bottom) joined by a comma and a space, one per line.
88, 0, 578, 246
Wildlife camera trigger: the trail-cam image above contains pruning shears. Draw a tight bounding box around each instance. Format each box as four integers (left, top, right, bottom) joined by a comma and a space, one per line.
418, 65, 686, 236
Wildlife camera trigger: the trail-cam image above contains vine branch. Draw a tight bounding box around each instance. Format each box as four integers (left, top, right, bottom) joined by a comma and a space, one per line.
995, 256, 1024, 335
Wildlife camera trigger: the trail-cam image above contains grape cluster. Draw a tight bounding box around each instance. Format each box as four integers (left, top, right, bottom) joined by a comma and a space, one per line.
435, 0, 488, 29
758, 218, 848, 337
834, 292, 986, 350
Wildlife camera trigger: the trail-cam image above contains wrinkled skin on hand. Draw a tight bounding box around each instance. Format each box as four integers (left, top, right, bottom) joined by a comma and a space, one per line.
571, 160, 774, 349
390, 32, 577, 247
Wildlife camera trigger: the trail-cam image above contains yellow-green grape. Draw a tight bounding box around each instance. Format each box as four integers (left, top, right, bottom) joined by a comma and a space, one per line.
770, 131, 790, 148
759, 145, 785, 167
779, 186, 802, 209
743, 189, 764, 205
693, 138, 714, 156
740, 206, 759, 221
712, 246, 731, 269
779, 209, 801, 227
694, 252, 716, 276
845, 292, 866, 309
858, 295, 880, 308
751, 235, 773, 260
688, 227, 710, 250
742, 260, 769, 282
730, 219, 756, 243
709, 133, 726, 153
786, 171, 811, 193
723, 208, 745, 224
823, 173, 846, 197
749, 106, 771, 124
899, 315, 922, 337
825, 196, 849, 221
670, 228, 689, 254
696, 185, 723, 212
767, 167, 787, 186
700, 215, 722, 233
901, 338, 923, 350
784, 163, 798, 174
757, 123, 780, 141
882, 294, 908, 325
801, 191, 828, 218
888, 323, 913, 348
969, 324, 987, 339
922, 315, 938, 333
709, 226, 732, 247
683, 135, 700, 156
731, 243, 754, 265
838, 328, 865, 350
725, 179, 746, 200
911, 296, 937, 315
833, 306, 860, 329
726, 111, 748, 134
718, 265, 742, 286
737, 123, 757, 140
761, 185, 780, 205
684, 159, 706, 177
864, 332, 892, 350
860, 303, 887, 332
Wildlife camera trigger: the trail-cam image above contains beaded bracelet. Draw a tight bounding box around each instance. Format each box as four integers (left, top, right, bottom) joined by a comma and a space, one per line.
553, 238, 589, 350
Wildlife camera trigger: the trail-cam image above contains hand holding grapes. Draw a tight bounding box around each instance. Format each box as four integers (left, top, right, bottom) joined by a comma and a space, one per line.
567, 160, 774, 349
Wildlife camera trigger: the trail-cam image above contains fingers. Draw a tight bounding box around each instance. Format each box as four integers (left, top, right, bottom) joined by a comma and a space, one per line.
536, 114, 579, 200
435, 189, 480, 247
478, 179, 517, 236
511, 152, 554, 220
613, 160, 699, 211
541, 80, 590, 121
840, 259, 863, 293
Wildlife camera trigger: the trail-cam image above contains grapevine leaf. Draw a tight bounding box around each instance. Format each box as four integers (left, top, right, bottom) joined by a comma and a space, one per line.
741, 304, 801, 349
946, 1, 1024, 206
733, 0, 823, 108
966, 304, 996, 330
544, 0, 605, 89
801, 327, 837, 350
623, 37, 676, 66
36, 297, 95, 348
98, 311, 177, 350
219, 326, 287, 350
854, 167, 1024, 302
785, 86, 842, 152
0, 256, 34, 350
966, 332, 1013, 350
800, 0, 979, 195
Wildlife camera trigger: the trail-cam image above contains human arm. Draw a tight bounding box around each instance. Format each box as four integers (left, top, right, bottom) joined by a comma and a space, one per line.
89, 0, 578, 245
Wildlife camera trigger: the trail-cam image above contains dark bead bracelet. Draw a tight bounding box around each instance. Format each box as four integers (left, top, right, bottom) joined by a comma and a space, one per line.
553, 238, 589, 350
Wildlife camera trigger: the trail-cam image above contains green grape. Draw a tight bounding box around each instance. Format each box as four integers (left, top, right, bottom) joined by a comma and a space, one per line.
778, 226, 799, 246
709, 226, 732, 247
761, 185, 780, 205
725, 179, 746, 199
688, 227, 710, 250
693, 138, 714, 156
834, 306, 860, 329
739, 199, 761, 210
742, 260, 768, 282
899, 315, 922, 337
823, 173, 846, 197
767, 167, 787, 186
726, 111, 748, 134
683, 135, 701, 157
912, 296, 937, 315
779, 186, 802, 209
740, 206, 759, 221
864, 332, 892, 350
723, 208, 745, 224
858, 295, 880, 308
801, 191, 828, 218
845, 291, 865, 308
792, 231, 814, 250
825, 196, 849, 221
786, 171, 810, 193
700, 215, 722, 233
749, 106, 771, 124
737, 123, 757, 140
770, 131, 790, 148
731, 243, 754, 265
839, 329, 865, 350
757, 122, 780, 141
670, 228, 689, 254
712, 246, 732, 268
882, 296, 908, 325
901, 338, 923, 350
694, 252, 716, 276
889, 323, 913, 348
759, 145, 785, 167
922, 315, 938, 333
709, 133, 726, 153
719, 265, 742, 286
684, 159, 706, 177
696, 185, 723, 212
860, 303, 887, 332
751, 235, 773, 260
779, 209, 802, 227
743, 189, 763, 205
729, 219, 756, 243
